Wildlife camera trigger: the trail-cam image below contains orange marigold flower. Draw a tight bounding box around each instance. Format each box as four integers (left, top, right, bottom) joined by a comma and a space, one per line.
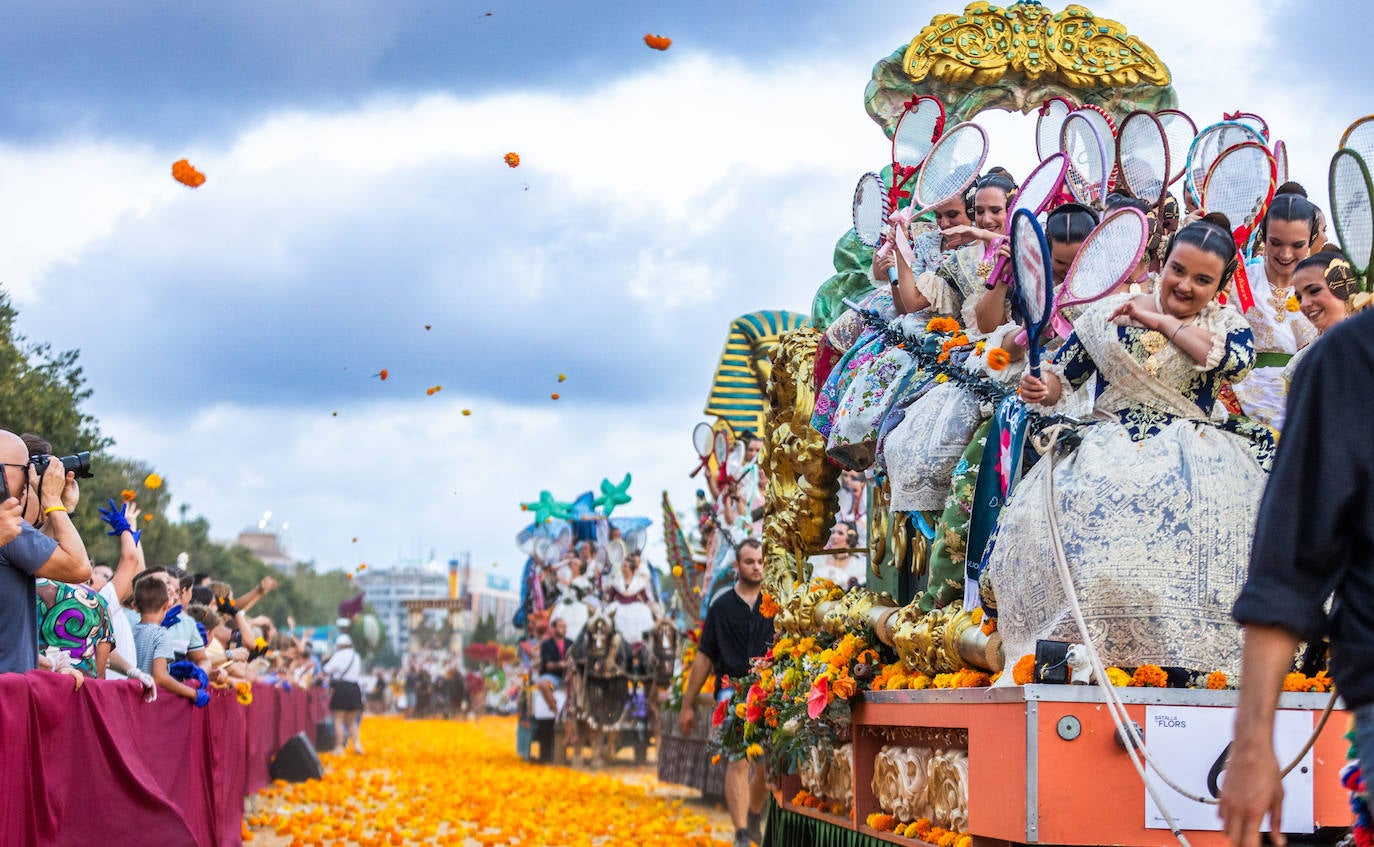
1012, 653, 1036, 685
987, 347, 1012, 371
1132, 664, 1169, 688
831, 675, 857, 700
144, 473, 162, 490
550, 393, 560, 400
867, 813, 898, 832
120, 489, 136, 503
926, 316, 961, 334
759, 592, 780, 618
981, 617, 997, 635
1282, 672, 1310, 692
643, 33, 672, 50
142, 514, 153, 523
171, 159, 206, 188
377, 369, 389, 380
1206, 671, 1228, 690
503, 152, 520, 168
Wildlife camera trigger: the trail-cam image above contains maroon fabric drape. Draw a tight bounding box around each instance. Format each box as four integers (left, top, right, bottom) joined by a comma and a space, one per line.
0, 672, 327, 847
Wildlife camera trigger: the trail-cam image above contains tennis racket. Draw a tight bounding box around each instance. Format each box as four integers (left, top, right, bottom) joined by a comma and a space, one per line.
1273, 140, 1289, 186
713, 430, 730, 483
890, 95, 946, 192
1226, 110, 1270, 142
1036, 97, 1075, 162
606, 540, 627, 569
1340, 116, 1374, 170
1073, 105, 1117, 178
1061, 112, 1110, 208
1049, 207, 1151, 339
985, 153, 1067, 289
892, 121, 989, 271
1009, 208, 1055, 378
1184, 120, 1266, 209
1156, 109, 1197, 186
1329, 148, 1374, 286
851, 171, 889, 249
689, 422, 714, 478
1116, 110, 1171, 208
1202, 141, 1277, 313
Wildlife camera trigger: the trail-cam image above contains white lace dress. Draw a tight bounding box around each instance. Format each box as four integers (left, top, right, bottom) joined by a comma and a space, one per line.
982, 294, 1268, 677
1227, 260, 1316, 431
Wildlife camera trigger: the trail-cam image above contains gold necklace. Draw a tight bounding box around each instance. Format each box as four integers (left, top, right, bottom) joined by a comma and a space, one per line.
1269, 283, 1291, 323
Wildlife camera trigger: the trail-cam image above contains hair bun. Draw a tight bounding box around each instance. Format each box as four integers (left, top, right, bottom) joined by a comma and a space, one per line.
1201, 211, 1232, 232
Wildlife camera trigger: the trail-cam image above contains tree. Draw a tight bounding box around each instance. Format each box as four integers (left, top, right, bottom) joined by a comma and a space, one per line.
471, 612, 498, 644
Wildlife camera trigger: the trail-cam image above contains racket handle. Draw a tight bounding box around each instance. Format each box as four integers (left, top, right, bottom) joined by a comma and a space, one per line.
1029, 346, 1041, 381
985, 238, 1009, 289
888, 266, 899, 285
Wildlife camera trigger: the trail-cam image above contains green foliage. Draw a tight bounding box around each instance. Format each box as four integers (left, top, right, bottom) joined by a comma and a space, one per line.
0, 289, 356, 628
471, 612, 498, 644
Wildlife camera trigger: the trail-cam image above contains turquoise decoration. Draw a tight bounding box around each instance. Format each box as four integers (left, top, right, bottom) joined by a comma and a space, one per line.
519, 490, 573, 524
593, 474, 633, 516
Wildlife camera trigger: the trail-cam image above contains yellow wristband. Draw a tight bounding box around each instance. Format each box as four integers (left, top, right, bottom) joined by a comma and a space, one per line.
43, 505, 67, 515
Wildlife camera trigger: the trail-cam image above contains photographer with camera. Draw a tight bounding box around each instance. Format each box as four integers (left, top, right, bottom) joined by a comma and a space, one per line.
0, 429, 91, 674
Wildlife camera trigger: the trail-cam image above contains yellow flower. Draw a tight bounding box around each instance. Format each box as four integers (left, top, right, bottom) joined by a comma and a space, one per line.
935, 374, 950, 384
1105, 667, 1132, 687
144, 473, 162, 490
1286, 294, 1300, 312
745, 743, 763, 760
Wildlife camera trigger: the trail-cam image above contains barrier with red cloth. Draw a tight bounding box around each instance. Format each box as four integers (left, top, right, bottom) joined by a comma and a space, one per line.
0, 672, 327, 847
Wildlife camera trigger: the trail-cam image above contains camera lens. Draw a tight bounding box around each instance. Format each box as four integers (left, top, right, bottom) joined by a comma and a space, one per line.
59, 452, 93, 479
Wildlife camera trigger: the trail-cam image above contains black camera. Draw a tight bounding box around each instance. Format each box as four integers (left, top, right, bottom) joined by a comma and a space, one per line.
30, 451, 93, 480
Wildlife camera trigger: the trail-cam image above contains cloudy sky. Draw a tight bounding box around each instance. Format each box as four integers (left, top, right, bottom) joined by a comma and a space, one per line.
0, 0, 1363, 585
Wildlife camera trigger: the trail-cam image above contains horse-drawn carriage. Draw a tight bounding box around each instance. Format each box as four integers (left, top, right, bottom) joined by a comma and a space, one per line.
513, 479, 682, 767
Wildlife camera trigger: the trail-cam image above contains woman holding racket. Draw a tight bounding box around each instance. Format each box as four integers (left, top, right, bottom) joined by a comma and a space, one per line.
1227, 193, 1320, 430
982, 214, 1272, 681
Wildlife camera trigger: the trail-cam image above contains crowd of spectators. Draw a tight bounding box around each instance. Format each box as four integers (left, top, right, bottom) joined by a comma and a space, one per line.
0, 427, 350, 717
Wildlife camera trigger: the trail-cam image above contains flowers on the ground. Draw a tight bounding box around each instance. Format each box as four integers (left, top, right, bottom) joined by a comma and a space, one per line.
247, 716, 720, 846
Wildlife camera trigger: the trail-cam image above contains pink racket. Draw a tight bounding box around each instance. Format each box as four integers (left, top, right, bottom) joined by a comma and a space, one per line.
985, 153, 1068, 289
1060, 112, 1110, 208
1036, 97, 1076, 162
1202, 141, 1277, 313
1273, 140, 1289, 186
890, 95, 946, 194
891, 122, 989, 270
1048, 207, 1150, 340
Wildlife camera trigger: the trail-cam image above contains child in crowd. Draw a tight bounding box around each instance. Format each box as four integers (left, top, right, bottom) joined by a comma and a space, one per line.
131, 577, 208, 706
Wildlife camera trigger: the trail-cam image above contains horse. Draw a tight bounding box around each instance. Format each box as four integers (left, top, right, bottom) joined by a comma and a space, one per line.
647, 617, 679, 688
562, 607, 634, 767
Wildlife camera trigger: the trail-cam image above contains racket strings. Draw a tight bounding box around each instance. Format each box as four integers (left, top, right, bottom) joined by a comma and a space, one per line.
1014, 157, 1064, 214
1186, 122, 1265, 201
1344, 120, 1374, 169
894, 106, 941, 169
1066, 218, 1147, 301
916, 127, 984, 207
1203, 146, 1273, 229
1331, 153, 1374, 274
1157, 112, 1196, 184
1118, 117, 1169, 204
1012, 227, 1050, 323
1037, 101, 1072, 161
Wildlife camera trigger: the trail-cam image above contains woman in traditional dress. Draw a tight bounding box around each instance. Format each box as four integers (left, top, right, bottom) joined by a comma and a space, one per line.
1285, 249, 1368, 383
982, 215, 1269, 678
820, 195, 980, 468
1227, 193, 1319, 430
915, 202, 1098, 611
606, 553, 659, 646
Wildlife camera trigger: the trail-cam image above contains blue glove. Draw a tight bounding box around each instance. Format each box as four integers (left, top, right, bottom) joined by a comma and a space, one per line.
161, 604, 183, 628
97, 499, 141, 544
193, 621, 209, 648
167, 659, 208, 693
194, 688, 210, 708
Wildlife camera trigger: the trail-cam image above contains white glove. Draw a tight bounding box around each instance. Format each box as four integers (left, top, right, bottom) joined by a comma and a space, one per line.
128, 667, 158, 702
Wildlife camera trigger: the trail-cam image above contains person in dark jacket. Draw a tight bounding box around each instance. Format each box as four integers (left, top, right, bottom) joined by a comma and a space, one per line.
1221, 308, 1374, 847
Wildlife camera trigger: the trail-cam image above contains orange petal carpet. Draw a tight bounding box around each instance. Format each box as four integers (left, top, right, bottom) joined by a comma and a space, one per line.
246, 715, 729, 846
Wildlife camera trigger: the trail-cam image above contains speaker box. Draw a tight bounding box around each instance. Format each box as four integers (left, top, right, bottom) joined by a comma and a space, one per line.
270, 731, 324, 782
316, 720, 335, 752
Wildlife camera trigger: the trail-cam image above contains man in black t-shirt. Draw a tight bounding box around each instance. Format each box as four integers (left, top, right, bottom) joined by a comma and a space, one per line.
1221, 308, 1374, 847
679, 539, 772, 847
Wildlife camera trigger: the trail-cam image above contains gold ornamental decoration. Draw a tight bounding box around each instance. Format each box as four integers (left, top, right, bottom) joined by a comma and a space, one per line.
903, 2, 1170, 90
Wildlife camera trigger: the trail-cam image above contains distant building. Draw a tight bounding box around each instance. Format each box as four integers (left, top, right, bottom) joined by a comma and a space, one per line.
467, 572, 521, 642
352, 558, 451, 655
236, 530, 294, 570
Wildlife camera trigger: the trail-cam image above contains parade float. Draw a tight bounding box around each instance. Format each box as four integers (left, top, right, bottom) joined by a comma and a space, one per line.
513, 476, 678, 766
702, 4, 1358, 847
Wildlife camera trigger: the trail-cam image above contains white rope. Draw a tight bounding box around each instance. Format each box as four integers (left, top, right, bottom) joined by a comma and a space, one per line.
1037, 427, 1339, 834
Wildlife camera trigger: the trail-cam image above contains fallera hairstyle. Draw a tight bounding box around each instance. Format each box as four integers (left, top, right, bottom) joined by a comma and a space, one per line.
134, 576, 171, 614
1262, 193, 1319, 242
1165, 213, 1238, 290
1296, 249, 1362, 301
965, 172, 1017, 215
1046, 202, 1100, 244
838, 520, 860, 548
1275, 181, 1308, 198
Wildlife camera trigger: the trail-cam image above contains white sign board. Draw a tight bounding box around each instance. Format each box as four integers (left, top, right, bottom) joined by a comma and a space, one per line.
1144, 705, 1314, 832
